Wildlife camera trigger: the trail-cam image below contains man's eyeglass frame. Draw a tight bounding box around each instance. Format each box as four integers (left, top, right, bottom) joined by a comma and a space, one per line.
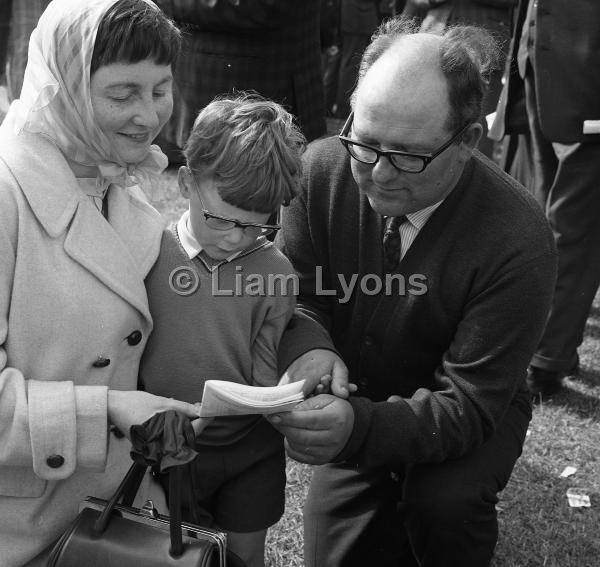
192, 180, 281, 237
338, 111, 472, 174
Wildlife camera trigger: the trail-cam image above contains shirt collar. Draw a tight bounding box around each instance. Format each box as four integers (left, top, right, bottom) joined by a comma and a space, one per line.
177, 209, 242, 262
405, 200, 444, 230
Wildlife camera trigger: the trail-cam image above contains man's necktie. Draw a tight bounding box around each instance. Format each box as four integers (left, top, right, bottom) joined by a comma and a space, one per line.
383, 216, 406, 272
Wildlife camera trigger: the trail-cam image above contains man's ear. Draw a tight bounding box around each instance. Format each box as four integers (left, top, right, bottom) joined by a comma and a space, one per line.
178, 166, 192, 199
458, 123, 483, 159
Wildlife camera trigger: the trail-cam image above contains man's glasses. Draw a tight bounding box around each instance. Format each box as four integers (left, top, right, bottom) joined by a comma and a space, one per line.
194, 188, 280, 238
338, 111, 471, 174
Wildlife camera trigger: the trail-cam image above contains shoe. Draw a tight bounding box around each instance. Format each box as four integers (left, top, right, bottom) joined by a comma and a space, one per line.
526, 366, 562, 396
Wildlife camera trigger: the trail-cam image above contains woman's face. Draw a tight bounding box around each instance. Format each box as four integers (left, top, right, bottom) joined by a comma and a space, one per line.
90, 59, 173, 164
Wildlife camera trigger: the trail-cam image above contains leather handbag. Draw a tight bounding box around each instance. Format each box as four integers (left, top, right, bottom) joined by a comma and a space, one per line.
46, 462, 227, 567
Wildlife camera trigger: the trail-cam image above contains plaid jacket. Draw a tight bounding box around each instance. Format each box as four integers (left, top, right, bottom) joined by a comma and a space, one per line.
156, 0, 326, 147
4, 0, 52, 100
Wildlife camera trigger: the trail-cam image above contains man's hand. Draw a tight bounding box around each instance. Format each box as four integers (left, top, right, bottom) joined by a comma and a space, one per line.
108, 390, 201, 439
267, 394, 354, 465
279, 349, 356, 399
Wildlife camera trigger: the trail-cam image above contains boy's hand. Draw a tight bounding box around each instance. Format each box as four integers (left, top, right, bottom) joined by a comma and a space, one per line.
279, 349, 357, 399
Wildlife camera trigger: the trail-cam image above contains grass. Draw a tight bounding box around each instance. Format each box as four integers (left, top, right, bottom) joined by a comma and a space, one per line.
151, 163, 600, 566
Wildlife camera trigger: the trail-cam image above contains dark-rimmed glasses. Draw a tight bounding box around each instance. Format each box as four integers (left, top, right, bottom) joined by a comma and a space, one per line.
339, 111, 471, 174
194, 190, 281, 238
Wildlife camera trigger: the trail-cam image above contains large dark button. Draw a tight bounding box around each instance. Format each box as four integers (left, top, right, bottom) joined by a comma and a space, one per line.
127, 330, 143, 346
110, 425, 125, 439
46, 454, 65, 468
92, 357, 111, 368
364, 336, 374, 347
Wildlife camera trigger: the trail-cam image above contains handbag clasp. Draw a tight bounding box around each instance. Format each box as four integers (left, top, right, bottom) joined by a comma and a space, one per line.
140, 499, 159, 519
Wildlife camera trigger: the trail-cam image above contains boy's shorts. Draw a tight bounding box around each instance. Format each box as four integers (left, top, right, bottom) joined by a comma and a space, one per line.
158, 418, 285, 533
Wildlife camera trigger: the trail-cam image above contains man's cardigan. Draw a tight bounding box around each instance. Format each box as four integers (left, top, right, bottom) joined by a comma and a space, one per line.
277, 136, 557, 469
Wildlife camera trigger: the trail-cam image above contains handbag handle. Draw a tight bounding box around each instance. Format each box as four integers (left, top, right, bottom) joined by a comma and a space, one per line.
93, 462, 185, 558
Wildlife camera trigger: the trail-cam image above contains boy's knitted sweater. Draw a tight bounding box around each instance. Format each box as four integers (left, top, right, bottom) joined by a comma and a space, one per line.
140, 224, 296, 445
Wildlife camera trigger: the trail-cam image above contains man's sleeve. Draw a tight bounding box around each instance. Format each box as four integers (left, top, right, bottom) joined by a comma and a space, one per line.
276, 183, 338, 375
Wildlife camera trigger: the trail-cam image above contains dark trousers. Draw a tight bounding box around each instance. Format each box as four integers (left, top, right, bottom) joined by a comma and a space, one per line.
303, 402, 531, 567
334, 33, 371, 119
524, 68, 600, 373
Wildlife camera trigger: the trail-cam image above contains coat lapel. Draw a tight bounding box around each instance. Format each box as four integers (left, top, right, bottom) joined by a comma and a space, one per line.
1, 124, 164, 322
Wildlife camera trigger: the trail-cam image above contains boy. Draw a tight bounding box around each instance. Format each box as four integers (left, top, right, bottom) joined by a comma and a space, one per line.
139, 93, 305, 567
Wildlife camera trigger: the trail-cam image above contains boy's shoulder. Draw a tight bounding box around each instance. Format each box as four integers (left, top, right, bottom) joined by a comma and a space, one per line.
236, 240, 295, 275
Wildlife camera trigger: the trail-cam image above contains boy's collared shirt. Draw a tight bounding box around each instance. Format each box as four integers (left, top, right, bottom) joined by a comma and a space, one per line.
177, 209, 242, 262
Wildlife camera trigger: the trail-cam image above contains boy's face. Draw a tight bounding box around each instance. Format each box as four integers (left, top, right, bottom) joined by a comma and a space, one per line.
179, 168, 272, 260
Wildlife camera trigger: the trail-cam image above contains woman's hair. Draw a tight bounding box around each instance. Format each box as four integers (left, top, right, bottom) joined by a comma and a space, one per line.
353, 17, 500, 132
91, 0, 181, 75
184, 93, 306, 213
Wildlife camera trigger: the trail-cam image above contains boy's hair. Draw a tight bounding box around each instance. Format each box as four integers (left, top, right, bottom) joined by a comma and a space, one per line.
91, 0, 181, 75
184, 93, 306, 214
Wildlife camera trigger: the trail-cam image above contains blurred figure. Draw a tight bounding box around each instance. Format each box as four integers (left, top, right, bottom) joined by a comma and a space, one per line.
489, 2, 533, 192
334, 0, 383, 119
4, 0, 52, 101
500, 0, 600, 395
320, 0, 341, 116
403, 0, 516, 160
155, 0, 326, 164
0, 0, 11, 81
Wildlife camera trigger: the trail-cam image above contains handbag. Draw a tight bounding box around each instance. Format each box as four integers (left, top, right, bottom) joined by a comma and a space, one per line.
46, 462, 227, 567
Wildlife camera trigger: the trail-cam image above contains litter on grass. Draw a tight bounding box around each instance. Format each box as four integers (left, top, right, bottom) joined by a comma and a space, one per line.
566, 488, 591, 508
559, 466, 577, 478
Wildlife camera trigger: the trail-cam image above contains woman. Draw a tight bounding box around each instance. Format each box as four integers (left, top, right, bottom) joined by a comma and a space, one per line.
0, 1, 200, 564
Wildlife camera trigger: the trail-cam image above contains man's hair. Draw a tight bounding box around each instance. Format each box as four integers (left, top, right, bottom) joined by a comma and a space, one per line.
184, 93, 306, 213
91, 0, 181, 75
353, 17, 500, 132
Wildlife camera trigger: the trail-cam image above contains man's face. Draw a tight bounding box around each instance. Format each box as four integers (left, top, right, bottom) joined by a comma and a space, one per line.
349, 42, 470, 217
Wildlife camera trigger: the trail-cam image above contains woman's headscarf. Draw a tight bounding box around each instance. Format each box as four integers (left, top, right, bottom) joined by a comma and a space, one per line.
11, 0, 168, 190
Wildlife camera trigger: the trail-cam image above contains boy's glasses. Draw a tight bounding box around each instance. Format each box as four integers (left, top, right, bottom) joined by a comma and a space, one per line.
195, 191, 280, 238
338, 111, 471, 174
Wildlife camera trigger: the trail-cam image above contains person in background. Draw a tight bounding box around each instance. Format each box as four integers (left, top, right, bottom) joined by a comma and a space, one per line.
320, 0, 341, 117
140, 93, 304, 567
402, 0, 516, 160
0, 1, 201, 565
270, 18, 557, 566
488, 0, 533, 192
497, 0, 600, 396
334, 0, 384, 119
3, 0, 52, 102
154, 0, 325, 165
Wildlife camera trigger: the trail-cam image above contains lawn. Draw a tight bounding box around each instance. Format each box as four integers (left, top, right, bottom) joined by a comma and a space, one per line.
152, 165, 600, 567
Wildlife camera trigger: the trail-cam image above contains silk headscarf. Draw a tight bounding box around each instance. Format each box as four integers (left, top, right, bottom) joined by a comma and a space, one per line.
11, 0, 168, 191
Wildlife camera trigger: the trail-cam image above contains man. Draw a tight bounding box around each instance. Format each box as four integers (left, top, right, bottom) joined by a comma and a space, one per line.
497, 0, 600, 396
271, 19, 557, 567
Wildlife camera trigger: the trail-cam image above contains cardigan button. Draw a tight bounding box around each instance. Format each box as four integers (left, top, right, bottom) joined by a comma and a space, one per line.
127, 330, 143, 346
46, 454, 65, 468
364, 336, 374, 347
92, 357, 111, 368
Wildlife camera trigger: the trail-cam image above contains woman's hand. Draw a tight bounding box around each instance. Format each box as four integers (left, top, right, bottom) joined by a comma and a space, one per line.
108, 390, 201, 439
